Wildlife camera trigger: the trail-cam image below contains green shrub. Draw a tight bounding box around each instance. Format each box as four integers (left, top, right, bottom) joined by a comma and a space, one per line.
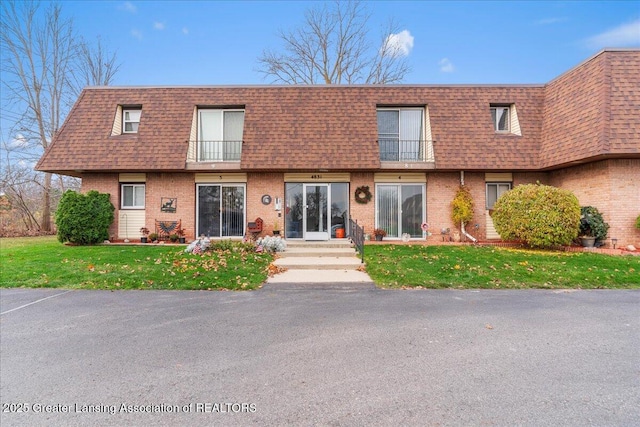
55, 190, 114, 245
636, 214, 640, 230
451, 185, 474, 226
579, 206, 609, 242
492, 183, 580, 248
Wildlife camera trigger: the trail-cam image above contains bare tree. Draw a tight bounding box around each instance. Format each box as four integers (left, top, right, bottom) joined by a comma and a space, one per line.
257, 0, 411, 84
1, 1, 118, 233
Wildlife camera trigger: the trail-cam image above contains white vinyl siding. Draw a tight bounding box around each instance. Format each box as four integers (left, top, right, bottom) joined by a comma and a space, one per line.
118, 210, 145, 240
486, 181, 511, 240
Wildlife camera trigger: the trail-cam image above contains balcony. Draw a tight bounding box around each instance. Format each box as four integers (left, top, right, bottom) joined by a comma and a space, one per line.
378, 139, 435, 163
188, 140, 242, 162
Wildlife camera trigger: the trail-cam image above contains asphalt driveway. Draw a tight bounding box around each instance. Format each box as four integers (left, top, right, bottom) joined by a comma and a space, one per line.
1, 286, 639, 426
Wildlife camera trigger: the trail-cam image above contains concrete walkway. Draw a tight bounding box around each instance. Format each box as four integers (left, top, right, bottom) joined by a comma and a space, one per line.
267, 240, 374, 284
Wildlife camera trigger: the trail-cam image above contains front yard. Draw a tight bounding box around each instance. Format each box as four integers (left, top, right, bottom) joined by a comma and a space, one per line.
365, 244, 640, 288
1, 237, 638, 289
0, 236, 274, 290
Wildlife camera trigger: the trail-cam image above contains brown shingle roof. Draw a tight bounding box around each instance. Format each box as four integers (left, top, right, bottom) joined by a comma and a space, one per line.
36, 50, 639, 175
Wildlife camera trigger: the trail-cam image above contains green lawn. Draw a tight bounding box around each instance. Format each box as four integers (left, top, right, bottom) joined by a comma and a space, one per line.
0, 236, 273, 290
365, 244, 640, 289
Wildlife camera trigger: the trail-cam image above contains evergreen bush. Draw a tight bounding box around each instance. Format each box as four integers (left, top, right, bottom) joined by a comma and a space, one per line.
492, 183, 580, 248
635, 214, 640, 230
579, 206, 609, 243
55, 190, 114, 245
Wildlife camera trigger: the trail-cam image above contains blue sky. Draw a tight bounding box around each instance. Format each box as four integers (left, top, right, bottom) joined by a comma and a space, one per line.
68, 0, 639, 86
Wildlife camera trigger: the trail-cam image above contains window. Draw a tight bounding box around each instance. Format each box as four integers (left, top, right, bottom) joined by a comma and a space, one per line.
123, 109, 141, 133
198, 109, 244, 161
376, 184, 425, 238
486, 182, 511, 209
121, 184, 145, 209
197, 184, 245, 237
377, 108, 424, 161
490, 106, 510, 132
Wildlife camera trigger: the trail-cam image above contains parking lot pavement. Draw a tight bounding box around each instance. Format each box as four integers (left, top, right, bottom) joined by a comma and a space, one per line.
1, 287, 639, 426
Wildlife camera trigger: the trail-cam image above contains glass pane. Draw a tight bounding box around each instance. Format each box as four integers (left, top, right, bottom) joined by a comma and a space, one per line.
401, 185, 423, 238
498, 183, 511, 198
487, 184, 498, 209
399, 110, 423, 161
223, 112, 244, 161
378, 110, 399, 161
285, 183, 303, 238
306, 185, 328, 233
330, 183, 349, 238
497, 108, 509, 131
221, 186, 244, 237
122, 186, 133, 207
133, 185, 145, 207
198, 185, 220, 237
199, 110, 222, 160
377, 185, 399, 238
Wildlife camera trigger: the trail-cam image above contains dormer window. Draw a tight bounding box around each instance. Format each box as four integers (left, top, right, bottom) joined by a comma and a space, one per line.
123, 109, 141, 133
490, 106, 510, 132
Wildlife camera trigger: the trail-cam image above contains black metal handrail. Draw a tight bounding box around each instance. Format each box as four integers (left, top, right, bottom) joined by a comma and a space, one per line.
192, 140, 242, 161
349, 216, 364, 264
378, 139, 434, 162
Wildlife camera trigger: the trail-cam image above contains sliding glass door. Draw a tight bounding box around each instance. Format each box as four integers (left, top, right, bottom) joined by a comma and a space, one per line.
376, 184, 425, 238
197, 184, 245, 237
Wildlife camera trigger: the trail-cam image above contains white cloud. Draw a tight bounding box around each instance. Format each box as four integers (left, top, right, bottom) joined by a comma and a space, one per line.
119, 1, 137, 13
10, 133, 28, 148
438, 58, 455, 73
154, 22, 165, 30
131, 28, 143, 40
382, 30, 414, 57
585, 19, 640, 49
182, 27, 189, 35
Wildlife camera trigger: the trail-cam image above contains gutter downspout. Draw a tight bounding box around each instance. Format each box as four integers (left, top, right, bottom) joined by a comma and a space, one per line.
460, 171, 478, 244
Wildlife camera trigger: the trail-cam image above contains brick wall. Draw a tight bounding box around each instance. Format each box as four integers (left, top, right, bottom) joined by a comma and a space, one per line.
146, 173, 196, 240
549, 159, 640, 247
349, 173, 375, 235
247, 173, 285, 236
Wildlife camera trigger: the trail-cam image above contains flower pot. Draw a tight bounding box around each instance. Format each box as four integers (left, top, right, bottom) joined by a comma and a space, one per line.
375, 235, 383, 241
580, 237, 596, 247
141, 237, 148, 243
335, 228, 345, 238
179, 237, 186, 244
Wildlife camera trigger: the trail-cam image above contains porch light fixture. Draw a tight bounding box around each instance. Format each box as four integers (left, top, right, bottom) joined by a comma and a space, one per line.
612, 238, 618, 249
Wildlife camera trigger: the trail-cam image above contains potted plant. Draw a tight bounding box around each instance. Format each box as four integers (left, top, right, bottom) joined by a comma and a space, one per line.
176, 227, 186, 244
273, 220, 281, 236
139, 227, 150, 243
373, 228, 387, 241
579, 206, 609, 247
148, 232, 159, 243
169, 233, 179, 243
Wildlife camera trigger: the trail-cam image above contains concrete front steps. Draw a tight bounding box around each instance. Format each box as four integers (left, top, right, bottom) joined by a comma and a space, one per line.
267, 240, 374, 284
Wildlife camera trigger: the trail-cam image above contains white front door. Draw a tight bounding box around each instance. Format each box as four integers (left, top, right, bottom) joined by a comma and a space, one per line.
303, 184, 329, 240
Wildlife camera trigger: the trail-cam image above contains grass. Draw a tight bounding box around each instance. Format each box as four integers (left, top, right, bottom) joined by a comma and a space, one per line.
0, 236, 274, 290
365, 244, 640, 289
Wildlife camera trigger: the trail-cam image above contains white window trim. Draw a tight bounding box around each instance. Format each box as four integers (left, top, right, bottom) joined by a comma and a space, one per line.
377, 107, 427, 162
374, 183, 426, 240
123, 109, 141, 134
195, 183, 247, 238
197, 108, 245, 162
486, 182, 512, 210
491, 105, 511, 133
121, 183, 145, 209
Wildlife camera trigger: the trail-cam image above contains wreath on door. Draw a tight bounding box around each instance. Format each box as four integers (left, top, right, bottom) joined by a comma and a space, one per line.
354, 185, 372, 204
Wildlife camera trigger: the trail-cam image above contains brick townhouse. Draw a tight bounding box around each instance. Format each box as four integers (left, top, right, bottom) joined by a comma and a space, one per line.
36, 49, 640, 246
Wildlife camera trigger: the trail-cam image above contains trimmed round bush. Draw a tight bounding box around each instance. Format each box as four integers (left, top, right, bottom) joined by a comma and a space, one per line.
492, 183, 580, 248
56, 190, 115, 245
